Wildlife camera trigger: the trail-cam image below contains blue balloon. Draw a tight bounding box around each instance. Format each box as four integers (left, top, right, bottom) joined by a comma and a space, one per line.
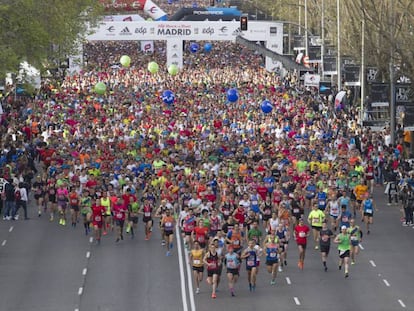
189, 42, 200, 53
226, 88, 239, 102
261, 100, 273, 114
204, 43, 212, 53
162, 90, 175, 105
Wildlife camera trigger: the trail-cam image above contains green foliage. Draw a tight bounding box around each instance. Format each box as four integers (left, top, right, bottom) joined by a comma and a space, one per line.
0, 0, 103, 78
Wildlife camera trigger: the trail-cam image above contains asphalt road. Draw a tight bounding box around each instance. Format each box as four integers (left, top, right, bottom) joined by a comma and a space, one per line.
0, 186, 412, 311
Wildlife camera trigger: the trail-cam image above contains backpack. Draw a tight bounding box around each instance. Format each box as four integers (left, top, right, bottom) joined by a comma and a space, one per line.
15, 189, 21, 201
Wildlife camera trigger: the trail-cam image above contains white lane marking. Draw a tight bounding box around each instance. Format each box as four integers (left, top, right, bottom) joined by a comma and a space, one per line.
82, 268, 87, 276
86, 251, 91, 258
175, 224, 189, 311
383, 279, 390, 287
89, 237, 93, 243
369, 260, 376, 267
183, 230, 196, 311
74, 309, 79, 311
286, 277, 291, 285
2, 240, 6, 246
9, 226, 14, 232
78, 287, 83, 295
294, 297, 301, 305
359, 243, 364, 250
398, 299, 406, 308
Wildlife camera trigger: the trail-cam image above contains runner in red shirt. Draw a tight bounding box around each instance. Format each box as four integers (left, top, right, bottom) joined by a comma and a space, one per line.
91, 199, 106, 244
193, 219, 209, 249
294, 217, 310, 270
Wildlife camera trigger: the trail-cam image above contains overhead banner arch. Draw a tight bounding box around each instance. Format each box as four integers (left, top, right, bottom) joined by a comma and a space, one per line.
99, 0, 167, 21
86, 21, 283, 71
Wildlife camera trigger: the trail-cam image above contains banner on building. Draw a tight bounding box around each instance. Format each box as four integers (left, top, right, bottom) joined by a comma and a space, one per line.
370, 83, 390, 107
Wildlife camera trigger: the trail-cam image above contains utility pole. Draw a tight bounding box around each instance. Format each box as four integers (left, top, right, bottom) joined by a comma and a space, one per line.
321, 0, 325, 79
337, 0, 342, 90
390, 1, 396, 145
360, 19, 365, 125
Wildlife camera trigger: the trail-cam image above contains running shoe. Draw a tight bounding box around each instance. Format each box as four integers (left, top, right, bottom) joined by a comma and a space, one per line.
196, 288, 200, 294
211, 293, 216, 299
249, 283, 252, 291
252, 285, 256, 291
351, 261, 355, 265
324, 266, 328, 272
270, 280, 276, 285
231, 290, 235, 297
284, 260, 287, 266
169, 242, 173, 249
315, 245, 319, 250
345, 272, 349, 278
278, 266, 283, 272
103, 231, 107, 236
161, 240, 166, 246
62, 219, 66, 226
166, 251, 171, 256
338, 265, 342, 270
59, 219, 63, 225
38, 211, 41, 217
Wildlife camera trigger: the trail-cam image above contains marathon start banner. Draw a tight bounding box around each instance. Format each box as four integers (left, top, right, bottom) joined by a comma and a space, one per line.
87, 20, 283, 70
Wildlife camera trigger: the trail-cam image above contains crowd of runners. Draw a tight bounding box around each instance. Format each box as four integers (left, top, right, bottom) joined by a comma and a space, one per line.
1, 15, 414, 300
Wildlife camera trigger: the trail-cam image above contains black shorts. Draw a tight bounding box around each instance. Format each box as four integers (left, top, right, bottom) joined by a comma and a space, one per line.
143, 217, 152, 223
339, 249, 350, 259
193, 266, 204, 273
70, 205, 79, 212
184, 231, 192, 236
115, 219, 125, 227
363, 213, 373, 217
207, 269, 220, 277
297, 243, 307, 250
262, 214, 272, 221
49, 195, 56, 203
129, 216, 139, 224
34, 193, 43, 200
356, 200, 363, 205
312, 226, 322, 231
164, 230, 174, 236
320, 245, 330, 254
266, 259, 279, 266
246, 265, 257, 271
226, 268, 239, 276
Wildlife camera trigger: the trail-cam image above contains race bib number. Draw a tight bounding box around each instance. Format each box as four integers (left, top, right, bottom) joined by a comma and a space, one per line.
193, 259, 201, 265
165, 221, 173, 229
144, 212, 151, 217
299, 232, 306, 238
270, 252, 277, 258
247, 260, 255, 267
116, 213, 122, 219
227, 260, 237, 269
198, 235, 205, 243
95, 215, 101, 222
319, 200, 325, 206
293, 208, 300, 214
365, 209, 372, 214
350, 236, 358, 241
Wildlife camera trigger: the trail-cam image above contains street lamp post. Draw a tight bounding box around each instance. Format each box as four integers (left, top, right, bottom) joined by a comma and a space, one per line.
304, 0, 308, 57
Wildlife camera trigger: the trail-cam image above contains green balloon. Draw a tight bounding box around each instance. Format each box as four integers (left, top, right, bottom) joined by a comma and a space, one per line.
168, 64, 179, 75
120, 55, 131, 67
148, 61, 159, 74
94, 82, 106, 95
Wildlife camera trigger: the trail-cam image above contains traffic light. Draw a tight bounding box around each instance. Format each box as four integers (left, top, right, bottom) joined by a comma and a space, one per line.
240, 16, 248, 31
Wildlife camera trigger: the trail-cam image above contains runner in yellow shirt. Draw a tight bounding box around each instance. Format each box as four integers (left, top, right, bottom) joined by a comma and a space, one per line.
307, 204, 326, 250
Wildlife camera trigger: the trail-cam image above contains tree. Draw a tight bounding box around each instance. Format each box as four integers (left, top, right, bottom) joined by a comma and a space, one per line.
0, 0, 103, 78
